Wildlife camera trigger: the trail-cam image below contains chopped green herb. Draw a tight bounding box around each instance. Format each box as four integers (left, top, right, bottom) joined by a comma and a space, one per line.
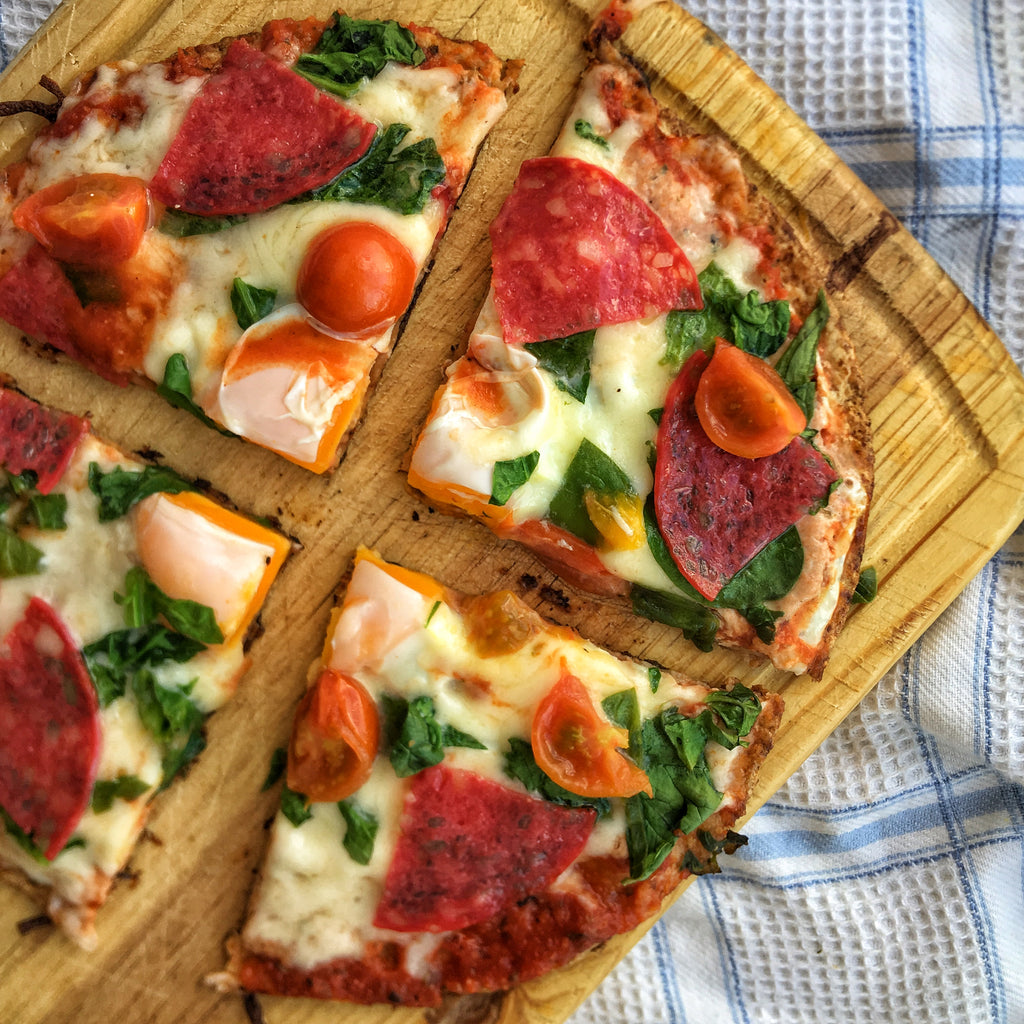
647, 666, 662, 693
0, 525, 43, 578
26, 492, 67, 530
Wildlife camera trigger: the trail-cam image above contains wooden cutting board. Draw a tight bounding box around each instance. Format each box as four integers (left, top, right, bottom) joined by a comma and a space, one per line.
2, 1, 1023, 1022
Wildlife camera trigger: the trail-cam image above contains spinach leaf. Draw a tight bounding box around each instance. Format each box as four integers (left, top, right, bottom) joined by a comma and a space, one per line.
83, 626, 206, 707
281, 785, 313, 827
547, 439, 634, 548
157, 209, 246, 237
852, 565, 878, 604
380, 694, 485, 777
0, 525, 43, 577
338, 799, 379, 864
503, 737, 610, 817
775, 289, 829, 420
664, 262, 790, 366
574, 119, 610, 149
160, 728, 207, 789
230, 278, 276, 331
26, 492, 67, 530
302, 122, 446, 215
116, 566, 224, 645
601, 688, 642, 758
647, 666, 662, 693
87, 462, 196, 522
714, 526, 803, 643
490, 451, 540, 505
129, 670, 206, 787
158, 354, 236, 437
91, 774, 150, 813
642, 495, 712, 606
702, 683, 762, 745
296, 14, 425, 97
629, 584, 718, 652
0, 806, 49, 864
527, 329, 595, 404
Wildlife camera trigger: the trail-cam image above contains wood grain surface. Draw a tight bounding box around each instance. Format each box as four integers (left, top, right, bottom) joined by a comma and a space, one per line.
1, 1, 1023, 1022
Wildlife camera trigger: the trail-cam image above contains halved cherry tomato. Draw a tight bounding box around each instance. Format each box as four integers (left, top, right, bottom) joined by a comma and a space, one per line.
286, 668, 379, 803
531, 669, 652, 799
12, 173, 151, 269
296, 221, 417, 336
694, 338, 807, 458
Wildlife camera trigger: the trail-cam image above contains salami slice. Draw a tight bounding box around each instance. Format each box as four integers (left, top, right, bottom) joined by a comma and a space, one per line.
0, 388, 88, 493
373, 764, 595, 933
654, 350, 837, 600
149, 39, 376, 216
0, 598, 101, 860
489, 156, 701, 346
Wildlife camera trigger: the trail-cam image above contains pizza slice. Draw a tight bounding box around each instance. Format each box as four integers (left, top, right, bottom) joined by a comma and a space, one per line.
408, 25, 874, 679
0, 385, 290, 948
0, 13, 520, 472
213, 546, 783, 1006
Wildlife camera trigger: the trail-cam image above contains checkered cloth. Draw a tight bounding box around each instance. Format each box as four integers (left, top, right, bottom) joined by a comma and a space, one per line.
1, 2, 1021, 1023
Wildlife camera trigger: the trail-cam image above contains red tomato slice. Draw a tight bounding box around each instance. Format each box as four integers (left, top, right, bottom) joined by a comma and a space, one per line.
286, 668, 379, 803
531, 669, 652, 799
12, 173, 151, 269
296, 221, 417, 336
694, 339, 807, 458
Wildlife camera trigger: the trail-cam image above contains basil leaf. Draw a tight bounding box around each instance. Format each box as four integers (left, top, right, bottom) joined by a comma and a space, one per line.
87, 462, 196, 521
302, 122, 446, 215
26, 492, 67, 530
157, 354, 236, 437
852, 565, 878, 604
230, 278, 277, 331
574, 119, 610, 149
157, 209, 246, 237
490, 451, 540, 506
281, 785, 313, 827
0, 524, 43, 577
547, 439, 633, 547
527, 329, 595, 404
629, 584, 719, 652
296, 14, 425, 97
91, 775, 150, 813
338, 799, 379, 865
775, 289, 829, 421
503, 737, 610, 817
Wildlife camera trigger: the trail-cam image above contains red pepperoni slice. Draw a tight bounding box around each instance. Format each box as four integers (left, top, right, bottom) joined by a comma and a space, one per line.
0, 598, 101, 860
373, 764, 596, 933
489, 156, 701, 346
654, 351, 837, 600
149, 39, 376, 216
0, 388, 88, 493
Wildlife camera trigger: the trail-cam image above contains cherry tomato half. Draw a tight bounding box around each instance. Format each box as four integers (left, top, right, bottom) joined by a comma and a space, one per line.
694, 339, 807, 459
296, 221, 417, 337
13, 173, 151, 269
286, 668, 379, 803
531, 669, 652, 799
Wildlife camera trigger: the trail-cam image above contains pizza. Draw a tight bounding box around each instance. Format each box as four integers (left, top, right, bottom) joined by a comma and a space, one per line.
0, 384, 290, 949
0, 12, 520, 472
408, 20, 874, 679
212, 546, 783, 1006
